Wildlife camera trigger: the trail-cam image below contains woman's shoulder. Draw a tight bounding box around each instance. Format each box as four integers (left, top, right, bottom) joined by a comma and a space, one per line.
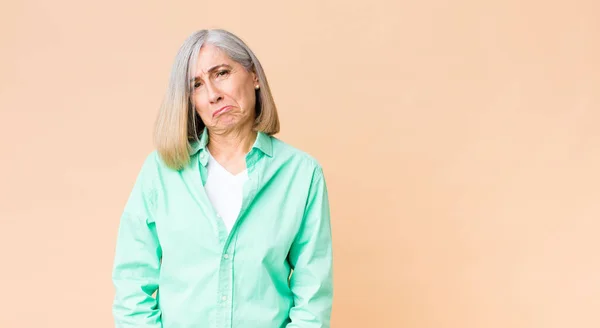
135, 149, 180, 180
271, 136, 323, 172
131, 150, 162, 182
139, 150, 163, 170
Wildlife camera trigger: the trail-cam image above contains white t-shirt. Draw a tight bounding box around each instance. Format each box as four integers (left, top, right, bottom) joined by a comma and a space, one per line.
204, 150, 249, 233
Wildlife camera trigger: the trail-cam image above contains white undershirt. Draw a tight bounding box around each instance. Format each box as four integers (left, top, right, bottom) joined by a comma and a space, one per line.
204, 150, 248, 233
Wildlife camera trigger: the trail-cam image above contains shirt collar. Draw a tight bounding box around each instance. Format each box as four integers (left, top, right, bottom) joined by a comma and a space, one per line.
189, 127, 273, 158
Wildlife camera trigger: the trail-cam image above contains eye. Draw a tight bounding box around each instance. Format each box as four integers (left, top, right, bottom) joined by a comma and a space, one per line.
216, 69, 230, 78
193, 82, 202, 88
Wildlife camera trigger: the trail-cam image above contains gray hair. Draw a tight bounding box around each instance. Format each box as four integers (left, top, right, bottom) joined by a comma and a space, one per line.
154, 29, 280, 170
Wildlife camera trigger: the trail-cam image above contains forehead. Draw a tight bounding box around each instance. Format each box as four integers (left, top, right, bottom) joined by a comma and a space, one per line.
194, 44, 235, 74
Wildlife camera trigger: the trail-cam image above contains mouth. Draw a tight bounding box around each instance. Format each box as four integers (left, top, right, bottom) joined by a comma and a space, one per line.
213, 106, 233, 118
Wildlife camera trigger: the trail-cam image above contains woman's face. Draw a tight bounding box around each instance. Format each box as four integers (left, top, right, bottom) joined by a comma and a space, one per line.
191, 44, 259, 132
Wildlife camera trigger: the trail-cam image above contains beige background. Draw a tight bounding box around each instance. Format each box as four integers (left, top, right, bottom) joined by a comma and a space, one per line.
1, 0, 599, 327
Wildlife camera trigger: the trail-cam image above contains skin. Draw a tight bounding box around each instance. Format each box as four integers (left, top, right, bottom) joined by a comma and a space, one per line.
191, 44, 260, 175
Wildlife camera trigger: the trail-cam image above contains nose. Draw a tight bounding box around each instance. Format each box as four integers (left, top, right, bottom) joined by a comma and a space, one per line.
205, 81, 223, 104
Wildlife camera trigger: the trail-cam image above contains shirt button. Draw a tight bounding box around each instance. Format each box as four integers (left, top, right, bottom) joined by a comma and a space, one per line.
221, 295, 227, 301
223, 254, 229, 259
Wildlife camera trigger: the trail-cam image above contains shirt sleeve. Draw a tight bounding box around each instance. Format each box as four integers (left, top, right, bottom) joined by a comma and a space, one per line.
111, 154, 163, 328
287, 166, 334, 328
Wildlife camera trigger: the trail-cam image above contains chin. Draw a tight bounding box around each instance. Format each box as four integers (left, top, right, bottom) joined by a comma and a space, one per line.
213, 118, 241, 130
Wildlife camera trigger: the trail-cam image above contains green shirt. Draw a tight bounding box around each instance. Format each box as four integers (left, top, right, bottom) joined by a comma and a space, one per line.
111, 128, 334, 328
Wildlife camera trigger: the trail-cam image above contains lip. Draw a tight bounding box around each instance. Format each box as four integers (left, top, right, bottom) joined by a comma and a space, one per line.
213, 105, 233, 118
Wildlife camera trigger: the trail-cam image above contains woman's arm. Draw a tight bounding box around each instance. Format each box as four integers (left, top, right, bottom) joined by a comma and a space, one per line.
111, 154, 163, 328
287, 166, 334, 328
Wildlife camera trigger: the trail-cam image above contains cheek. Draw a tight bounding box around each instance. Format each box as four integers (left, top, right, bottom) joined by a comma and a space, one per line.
194, 106, 212, 125
192, 98, 212, 121
238, 86, 257, 111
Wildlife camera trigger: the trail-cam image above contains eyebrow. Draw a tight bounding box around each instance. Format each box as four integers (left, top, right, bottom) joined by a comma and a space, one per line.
191, 64, 232, 82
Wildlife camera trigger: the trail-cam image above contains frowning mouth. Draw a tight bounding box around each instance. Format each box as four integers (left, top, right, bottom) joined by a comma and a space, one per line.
213, 106, 233, 118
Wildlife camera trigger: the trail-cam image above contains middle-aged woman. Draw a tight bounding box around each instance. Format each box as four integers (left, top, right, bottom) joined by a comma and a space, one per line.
111, 28, 334, 328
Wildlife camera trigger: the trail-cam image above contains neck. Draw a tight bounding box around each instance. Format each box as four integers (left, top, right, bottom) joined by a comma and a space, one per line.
206, 123, 257, 161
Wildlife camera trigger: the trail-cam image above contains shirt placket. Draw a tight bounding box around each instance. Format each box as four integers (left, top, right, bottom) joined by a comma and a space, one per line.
211, 148, 262, 328
217, 234, 236, 328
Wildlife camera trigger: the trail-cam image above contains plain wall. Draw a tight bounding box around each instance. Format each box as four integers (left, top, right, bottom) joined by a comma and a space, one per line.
1, 0, 599, 327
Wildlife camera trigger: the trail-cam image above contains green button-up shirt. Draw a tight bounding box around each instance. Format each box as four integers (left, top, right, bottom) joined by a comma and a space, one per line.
111, 128, 334, 328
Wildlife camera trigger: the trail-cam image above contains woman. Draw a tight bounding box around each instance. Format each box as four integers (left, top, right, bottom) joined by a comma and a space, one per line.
111, 29, 333, 328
